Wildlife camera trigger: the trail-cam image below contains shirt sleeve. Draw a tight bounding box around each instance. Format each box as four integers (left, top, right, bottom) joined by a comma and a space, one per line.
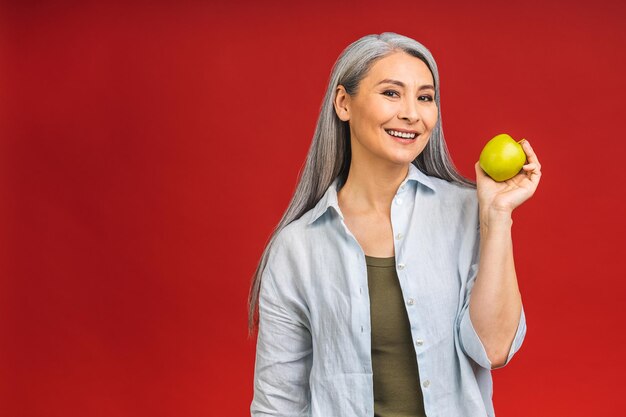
250, 262, 313, 416
457, 256, 528, 370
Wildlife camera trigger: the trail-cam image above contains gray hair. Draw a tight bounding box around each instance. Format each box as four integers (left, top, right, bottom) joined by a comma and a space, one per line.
248, 32, 474, 333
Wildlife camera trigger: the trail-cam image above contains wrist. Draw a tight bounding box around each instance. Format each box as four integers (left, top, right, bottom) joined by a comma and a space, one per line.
480, 207, 513, 233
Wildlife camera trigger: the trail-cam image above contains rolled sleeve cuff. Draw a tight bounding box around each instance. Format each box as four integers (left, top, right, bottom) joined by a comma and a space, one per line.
459, 305, 527, 370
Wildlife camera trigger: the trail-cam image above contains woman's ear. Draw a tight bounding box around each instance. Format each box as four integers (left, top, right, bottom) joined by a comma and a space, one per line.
334, 85, 350, 122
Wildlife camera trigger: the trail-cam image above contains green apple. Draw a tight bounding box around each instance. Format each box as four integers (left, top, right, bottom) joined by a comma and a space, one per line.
479, 134, 527, 182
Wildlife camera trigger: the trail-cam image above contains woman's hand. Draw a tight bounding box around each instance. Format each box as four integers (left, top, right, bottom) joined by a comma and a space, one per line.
471, 140, 540, 364
474, 140, 542, 216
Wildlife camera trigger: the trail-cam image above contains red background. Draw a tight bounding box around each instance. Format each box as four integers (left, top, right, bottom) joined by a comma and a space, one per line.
2, 1, 625, 416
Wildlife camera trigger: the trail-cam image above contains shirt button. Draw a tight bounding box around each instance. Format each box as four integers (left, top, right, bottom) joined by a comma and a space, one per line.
407, 298, 415, 306
395, 197, 403, 205
415, 339, 424, 346
398, 263, 405, 270
423, 380, 430, 388
395, 232, 403, 239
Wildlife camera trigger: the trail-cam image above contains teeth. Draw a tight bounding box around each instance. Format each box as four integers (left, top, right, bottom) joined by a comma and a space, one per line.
386, 129, 416, 139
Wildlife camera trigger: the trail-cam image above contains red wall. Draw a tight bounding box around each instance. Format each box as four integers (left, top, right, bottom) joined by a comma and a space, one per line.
2, 1, 625, 415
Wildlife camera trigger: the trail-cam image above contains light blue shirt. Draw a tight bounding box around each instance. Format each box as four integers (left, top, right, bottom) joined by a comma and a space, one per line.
251, 162, 526, 417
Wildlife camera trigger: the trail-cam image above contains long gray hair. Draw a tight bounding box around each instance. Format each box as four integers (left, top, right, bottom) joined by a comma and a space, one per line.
248, 32, 474, 333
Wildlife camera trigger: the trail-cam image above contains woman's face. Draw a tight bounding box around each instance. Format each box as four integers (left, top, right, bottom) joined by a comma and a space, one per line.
334, 51, 438, 167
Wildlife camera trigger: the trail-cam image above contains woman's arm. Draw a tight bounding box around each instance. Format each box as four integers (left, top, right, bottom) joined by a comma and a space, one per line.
469, 140, 542, 368
251, 266, 313, 416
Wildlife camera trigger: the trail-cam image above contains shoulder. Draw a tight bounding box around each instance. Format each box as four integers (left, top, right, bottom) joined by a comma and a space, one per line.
423, 176, 480, 231
429, 176, 477, 207
261, 213, 324, 309
273, 210, 314, 250
265, 209, 319, 272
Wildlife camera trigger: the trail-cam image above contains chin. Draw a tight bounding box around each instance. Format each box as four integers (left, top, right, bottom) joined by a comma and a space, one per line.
386, 154, 419, 166
393, 147, 425, 163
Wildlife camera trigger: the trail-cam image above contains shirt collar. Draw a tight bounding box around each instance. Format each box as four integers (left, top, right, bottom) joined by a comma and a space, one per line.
307, 163, 437, 226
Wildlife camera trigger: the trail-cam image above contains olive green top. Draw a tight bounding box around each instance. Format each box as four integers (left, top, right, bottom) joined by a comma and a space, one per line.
365, 255, 426, 417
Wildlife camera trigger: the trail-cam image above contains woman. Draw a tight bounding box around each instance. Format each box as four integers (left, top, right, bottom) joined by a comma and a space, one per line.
248, 32, 541, 417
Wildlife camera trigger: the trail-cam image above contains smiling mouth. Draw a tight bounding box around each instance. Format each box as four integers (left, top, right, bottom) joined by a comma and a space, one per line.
385, 129, 419, 140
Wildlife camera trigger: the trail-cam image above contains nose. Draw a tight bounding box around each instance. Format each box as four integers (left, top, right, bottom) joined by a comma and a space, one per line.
398, 96, 419, 124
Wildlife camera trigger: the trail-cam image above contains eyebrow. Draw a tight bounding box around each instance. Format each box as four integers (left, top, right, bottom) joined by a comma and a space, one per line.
375, 78, 435, 91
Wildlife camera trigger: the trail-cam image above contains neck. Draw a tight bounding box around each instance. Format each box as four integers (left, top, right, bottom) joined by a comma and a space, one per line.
338, 153, 410, 216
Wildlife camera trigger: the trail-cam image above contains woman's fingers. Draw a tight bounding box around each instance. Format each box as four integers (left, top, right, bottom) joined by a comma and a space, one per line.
522, 140, 541, 170
520, 141, 542, 185
475, 161, 489, 180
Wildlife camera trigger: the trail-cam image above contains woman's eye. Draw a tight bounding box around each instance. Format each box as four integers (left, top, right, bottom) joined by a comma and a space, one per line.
419, 95, 434, 102
382, 90, 399, 97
